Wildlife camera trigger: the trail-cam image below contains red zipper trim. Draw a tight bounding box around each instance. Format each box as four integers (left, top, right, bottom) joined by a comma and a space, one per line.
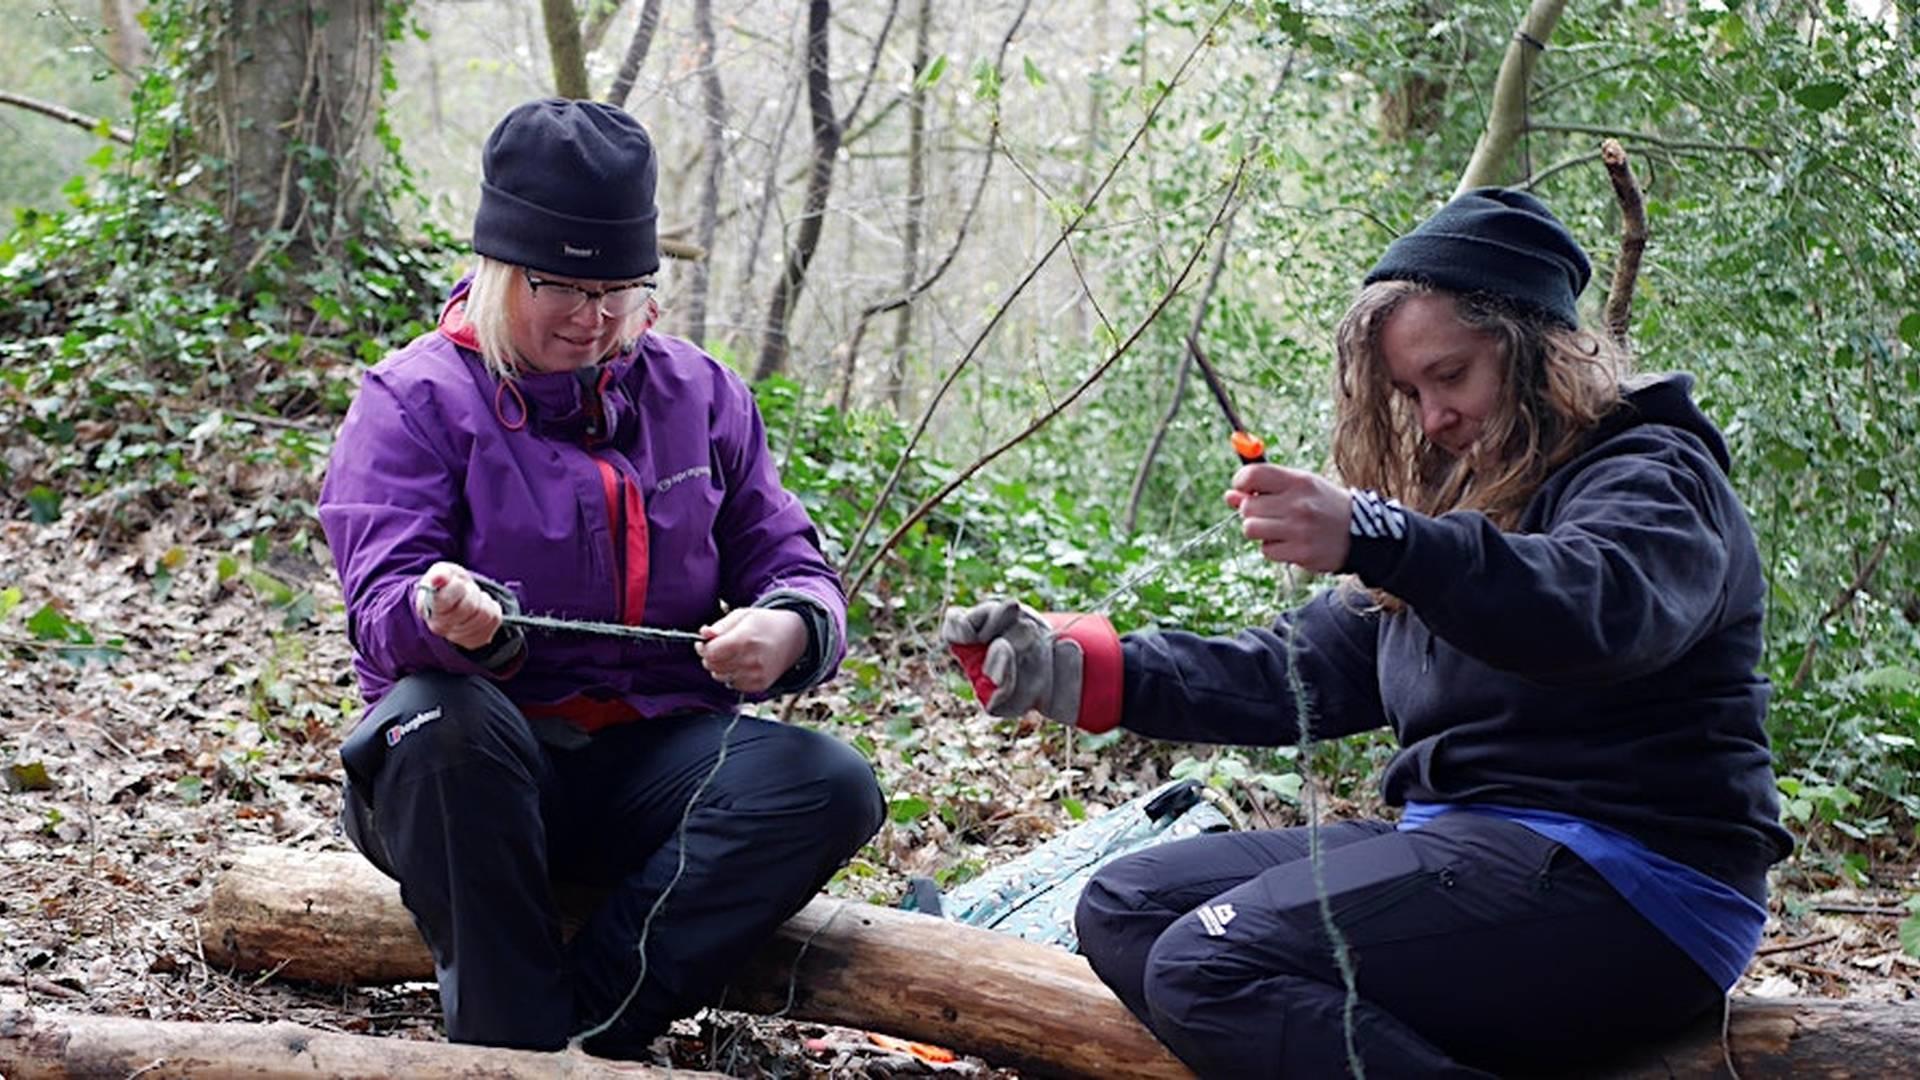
594, 459, 651, 625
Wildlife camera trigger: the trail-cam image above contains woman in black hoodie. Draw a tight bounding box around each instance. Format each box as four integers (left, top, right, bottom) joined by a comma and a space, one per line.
943, 188, 1792, 1078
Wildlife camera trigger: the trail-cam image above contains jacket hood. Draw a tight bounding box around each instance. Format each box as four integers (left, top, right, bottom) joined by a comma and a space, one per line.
1598, 373, 1732, 475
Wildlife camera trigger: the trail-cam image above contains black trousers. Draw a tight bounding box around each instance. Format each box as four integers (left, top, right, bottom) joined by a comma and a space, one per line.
1075, 813, 1725, 1079
339, 672, 885, 1055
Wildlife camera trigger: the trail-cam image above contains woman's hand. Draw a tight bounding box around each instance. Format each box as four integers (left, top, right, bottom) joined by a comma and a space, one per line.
414, 562, 505, 649
1226, 464, 1353, 573
697, 607, 807, 693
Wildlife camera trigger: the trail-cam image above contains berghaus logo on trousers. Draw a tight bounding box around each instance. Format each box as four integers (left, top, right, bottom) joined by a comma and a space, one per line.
386, 706, 442, 746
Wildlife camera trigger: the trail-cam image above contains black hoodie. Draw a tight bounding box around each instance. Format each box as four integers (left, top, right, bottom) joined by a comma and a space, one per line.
1118, 375, 1793, 899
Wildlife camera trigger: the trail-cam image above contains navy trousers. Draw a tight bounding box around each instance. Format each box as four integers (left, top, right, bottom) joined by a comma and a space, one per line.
1075, 813, 1724, 1079
339, 672, 885, 1056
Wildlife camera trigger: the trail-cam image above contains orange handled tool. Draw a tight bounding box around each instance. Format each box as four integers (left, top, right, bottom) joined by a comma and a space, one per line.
1189, 339, 1265, 465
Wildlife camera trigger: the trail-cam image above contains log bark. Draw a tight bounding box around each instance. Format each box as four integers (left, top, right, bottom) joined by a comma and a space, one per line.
0, 999, 706, 1078
202, 847, 1191, 1079
200, 848, 1920, 1078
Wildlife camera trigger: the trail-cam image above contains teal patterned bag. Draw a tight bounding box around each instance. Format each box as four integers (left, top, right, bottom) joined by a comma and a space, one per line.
900, 779, 1234, 952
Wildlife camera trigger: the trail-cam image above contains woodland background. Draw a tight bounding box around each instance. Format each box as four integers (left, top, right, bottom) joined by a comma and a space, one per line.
1, 0, 1917, 1074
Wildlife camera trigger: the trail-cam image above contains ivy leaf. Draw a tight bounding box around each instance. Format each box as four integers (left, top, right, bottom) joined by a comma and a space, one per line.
889, 795, 931, 824
1023, 56, 1046, 87
5, 762, 54, 793
913, 55, 947, 91
1899, 312, 1920, 349
26, 604, 76, 642
1793, 82, 1848, 112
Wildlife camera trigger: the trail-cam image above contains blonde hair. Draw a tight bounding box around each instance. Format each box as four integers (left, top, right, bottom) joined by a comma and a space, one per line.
460, 256, 654, 379
1332, 280, 1630, 606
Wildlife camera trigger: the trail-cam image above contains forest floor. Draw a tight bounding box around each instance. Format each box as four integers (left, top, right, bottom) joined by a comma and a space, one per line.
2, 478, 1917, 1078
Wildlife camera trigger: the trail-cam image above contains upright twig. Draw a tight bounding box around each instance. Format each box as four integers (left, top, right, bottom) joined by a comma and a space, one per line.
1123, 196, 1241, 535
684, 0, 728, 346
753, 0, 839, 381
847, 156, 1251, 601
604, 0, 664, 109
838, 0, 1235, 577
1600, 139, 1646, 350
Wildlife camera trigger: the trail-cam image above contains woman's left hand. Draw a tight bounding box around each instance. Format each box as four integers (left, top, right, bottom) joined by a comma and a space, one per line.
1226, 464, 1353, 573
697, 607, 808, 694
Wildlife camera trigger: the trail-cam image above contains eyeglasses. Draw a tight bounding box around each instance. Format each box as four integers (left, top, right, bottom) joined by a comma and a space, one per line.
522, 268, 656, 320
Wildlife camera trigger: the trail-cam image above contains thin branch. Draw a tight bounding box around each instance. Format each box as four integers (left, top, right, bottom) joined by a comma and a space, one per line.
0, 89, 132, 145
1124, 196, 1241, 535
847, 156, 1251, 601
604, 0, 664, 108
838, 0, 1031, 405
1524, 121, 1773, 160
838, 0, 1237, 577
581, 0, 630, 55
1790, 528, 1895, 691
1601, 139, 1646, 349
838, 0, 900, 133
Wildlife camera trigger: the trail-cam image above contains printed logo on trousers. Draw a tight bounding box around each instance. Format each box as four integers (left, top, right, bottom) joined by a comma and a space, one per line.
1196, 902, 1237, 937
386, 706, 442, 747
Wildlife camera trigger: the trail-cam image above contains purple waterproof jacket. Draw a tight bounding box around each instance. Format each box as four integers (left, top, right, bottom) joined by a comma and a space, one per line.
318, 286, 846, 727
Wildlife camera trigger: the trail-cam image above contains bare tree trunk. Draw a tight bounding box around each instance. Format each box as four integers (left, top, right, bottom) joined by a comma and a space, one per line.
1454, 0, 1569, 193
753, 0, 839, 381
185, 0, 387, 282
540, 0, 591, 99
729, 71, 802, 356
604, 0, 664, 108
581, 0, 630, 55
96, 0, 147, 89
684, 0, 727, 346
883, 0, 933, 411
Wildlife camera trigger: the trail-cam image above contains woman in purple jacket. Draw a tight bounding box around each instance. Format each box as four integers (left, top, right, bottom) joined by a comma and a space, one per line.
944, 189, 1791, 1077
318, 99, 883, 1058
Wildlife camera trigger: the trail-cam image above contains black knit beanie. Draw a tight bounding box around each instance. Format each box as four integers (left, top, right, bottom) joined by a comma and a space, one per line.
472, 99, 660, 280
1363, 187, 1591, 328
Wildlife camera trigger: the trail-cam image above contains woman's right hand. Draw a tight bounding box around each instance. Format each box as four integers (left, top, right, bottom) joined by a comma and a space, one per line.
414, 561, 504, 649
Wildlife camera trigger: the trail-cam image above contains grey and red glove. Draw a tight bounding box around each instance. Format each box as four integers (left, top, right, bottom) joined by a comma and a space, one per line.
940, 599, 1124, 732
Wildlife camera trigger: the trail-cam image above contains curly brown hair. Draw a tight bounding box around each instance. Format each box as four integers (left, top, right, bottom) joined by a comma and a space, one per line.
1331, 280, 1631, 605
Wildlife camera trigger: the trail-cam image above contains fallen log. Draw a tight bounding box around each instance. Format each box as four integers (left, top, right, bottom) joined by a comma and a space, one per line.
201, 848, 1920, 1079
203, 846, 1190, 1079
0, 999, 701, 1079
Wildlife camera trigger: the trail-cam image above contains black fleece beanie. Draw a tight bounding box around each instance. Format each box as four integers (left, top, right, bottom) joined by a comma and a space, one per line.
472, 98, 660, 280
1364, 187, 1591, 328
